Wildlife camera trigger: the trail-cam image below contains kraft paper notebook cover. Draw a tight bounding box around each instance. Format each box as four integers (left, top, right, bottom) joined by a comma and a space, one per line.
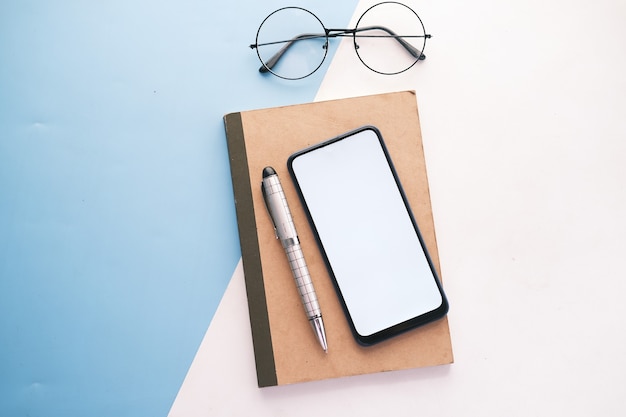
224, 91, 453, 387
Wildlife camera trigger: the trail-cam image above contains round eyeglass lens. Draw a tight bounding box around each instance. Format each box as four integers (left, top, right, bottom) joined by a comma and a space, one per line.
255, 7, 328, 80
354, 2, 427, 75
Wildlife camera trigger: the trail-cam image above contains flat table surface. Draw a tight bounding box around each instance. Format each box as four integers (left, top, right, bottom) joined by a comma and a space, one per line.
2, 1, 625, 416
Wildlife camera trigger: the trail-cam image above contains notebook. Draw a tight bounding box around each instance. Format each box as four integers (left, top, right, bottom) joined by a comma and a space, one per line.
224, 90, 453, 387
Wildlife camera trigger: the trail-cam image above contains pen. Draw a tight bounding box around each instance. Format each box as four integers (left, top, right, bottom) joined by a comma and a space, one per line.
261, 166, 328, 353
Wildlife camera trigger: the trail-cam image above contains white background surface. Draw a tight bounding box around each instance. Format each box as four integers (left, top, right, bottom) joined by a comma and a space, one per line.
170, 0, 626, 415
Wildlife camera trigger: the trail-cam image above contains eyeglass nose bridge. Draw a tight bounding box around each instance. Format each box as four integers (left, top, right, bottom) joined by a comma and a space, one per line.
324, 28, 357, 48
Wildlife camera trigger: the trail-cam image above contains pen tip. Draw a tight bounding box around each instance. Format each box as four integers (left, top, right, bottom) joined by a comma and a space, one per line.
262, 166, 276, 178
311, 317, 328, 354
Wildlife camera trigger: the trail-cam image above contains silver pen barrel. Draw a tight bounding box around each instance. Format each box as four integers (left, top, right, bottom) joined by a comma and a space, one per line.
261, 166, 328, 352
284, 241, 322, 320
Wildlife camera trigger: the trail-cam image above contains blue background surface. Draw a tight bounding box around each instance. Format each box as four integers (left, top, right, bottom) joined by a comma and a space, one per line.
0, 1, 357, 415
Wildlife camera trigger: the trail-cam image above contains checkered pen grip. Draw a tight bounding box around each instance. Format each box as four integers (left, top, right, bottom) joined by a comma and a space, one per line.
284, 241, 322, 320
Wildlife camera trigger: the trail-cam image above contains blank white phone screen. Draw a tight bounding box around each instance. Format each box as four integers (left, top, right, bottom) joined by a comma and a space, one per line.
290, 128, 443, 338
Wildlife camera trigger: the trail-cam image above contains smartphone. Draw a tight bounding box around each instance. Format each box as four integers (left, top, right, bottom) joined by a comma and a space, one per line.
288, 126, 448, 345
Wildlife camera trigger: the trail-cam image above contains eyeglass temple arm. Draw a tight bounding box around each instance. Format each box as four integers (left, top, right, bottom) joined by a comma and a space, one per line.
249, 33, 326, 73
350, 25, 428, 60
249, 26, 430, 73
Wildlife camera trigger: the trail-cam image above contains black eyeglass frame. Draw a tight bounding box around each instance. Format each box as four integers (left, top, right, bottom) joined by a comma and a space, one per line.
249, 1, 431, 80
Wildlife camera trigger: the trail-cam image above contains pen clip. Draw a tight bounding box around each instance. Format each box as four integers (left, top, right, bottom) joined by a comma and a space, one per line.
261, 181, 279, 240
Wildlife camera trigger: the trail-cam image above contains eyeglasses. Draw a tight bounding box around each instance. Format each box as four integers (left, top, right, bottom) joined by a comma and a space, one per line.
250, 1, 431, 80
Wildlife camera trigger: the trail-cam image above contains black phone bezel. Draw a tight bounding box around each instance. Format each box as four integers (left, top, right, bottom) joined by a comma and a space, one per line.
287, 125, 448, 346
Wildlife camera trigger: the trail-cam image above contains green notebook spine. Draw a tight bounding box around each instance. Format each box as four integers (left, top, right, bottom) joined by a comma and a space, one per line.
223, 112, 277, 387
